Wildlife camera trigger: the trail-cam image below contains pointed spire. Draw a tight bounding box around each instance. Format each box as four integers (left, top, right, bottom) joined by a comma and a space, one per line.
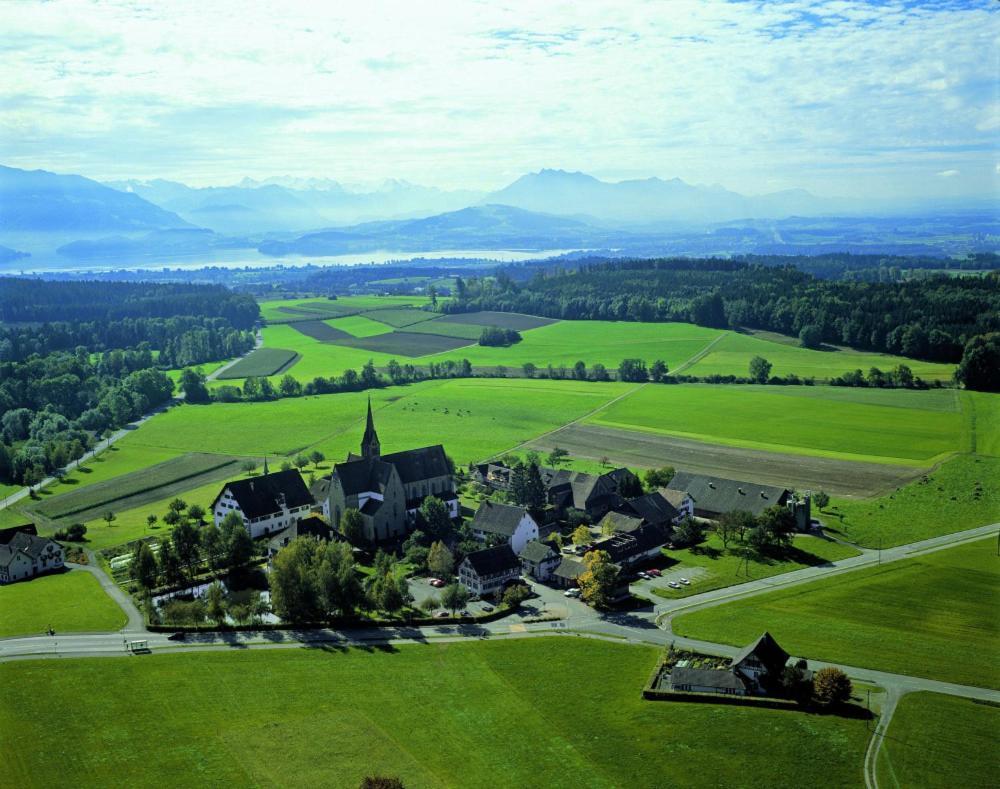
263, 456, 269, 475
361, 396, 381, 459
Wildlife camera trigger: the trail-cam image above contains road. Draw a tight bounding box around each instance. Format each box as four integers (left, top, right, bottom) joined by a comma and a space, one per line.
0, 331, 261, 513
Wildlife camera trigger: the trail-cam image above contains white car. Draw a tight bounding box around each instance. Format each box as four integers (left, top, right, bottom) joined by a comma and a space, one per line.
679, 578, 691, 585
563, 588, 581, 598
637, 571, 650, 580
668, 581, 681, 589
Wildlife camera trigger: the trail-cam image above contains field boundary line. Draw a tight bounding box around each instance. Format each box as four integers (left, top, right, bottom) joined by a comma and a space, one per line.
670, 330, 730, 375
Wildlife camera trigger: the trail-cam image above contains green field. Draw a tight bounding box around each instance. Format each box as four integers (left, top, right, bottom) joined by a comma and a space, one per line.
258, 295, 431, 322
0, 570, 126, 638
674, 537, 1000, 689
878, 692, 1000, 789
216, 347, 299, 379
0, 639, 871, 788
685, 330, 956, 381
122, 378, 635, 466
823, 454, 1000, 548
327, 314, 394, 337
649, 533, 861, 599
587, 384, 967, 465
404, 317, 488, 340
361, 307, 439, 327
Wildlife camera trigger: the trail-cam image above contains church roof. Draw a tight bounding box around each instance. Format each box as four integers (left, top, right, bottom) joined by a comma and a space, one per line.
333, 457, 396, 497
362, 396, 379, 450
381, 445, 450, 484
220, 469, 314, 519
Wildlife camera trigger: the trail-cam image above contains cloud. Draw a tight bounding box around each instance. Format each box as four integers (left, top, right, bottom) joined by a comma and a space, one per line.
936, 169, 960, 177
0, 0, 995, 201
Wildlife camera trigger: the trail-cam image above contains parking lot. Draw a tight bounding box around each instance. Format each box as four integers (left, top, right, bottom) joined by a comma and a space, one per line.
407, 575, 571, 620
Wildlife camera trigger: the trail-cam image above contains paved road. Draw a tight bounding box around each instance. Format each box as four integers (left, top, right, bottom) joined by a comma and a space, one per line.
0, 332, 261, 513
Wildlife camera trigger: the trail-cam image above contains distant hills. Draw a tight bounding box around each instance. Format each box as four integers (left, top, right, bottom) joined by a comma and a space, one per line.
0, 165, 191, 232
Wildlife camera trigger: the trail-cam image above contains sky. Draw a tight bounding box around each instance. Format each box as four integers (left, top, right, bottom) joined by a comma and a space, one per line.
1, 0, 997, 201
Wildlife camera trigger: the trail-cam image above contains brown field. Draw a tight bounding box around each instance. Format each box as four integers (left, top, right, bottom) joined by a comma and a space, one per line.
525, 423, 923, 498
435, 310, 558, 331
286, 319, 354, 342
340, 331, 475, 357
361, 307, 438, 328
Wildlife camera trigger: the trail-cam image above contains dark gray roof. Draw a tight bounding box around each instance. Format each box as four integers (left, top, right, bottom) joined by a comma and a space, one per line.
267, 516, 336, 549
381, 445, 450, 484
360, 498, 383, 515
462, 544, 520, 576
0, 532, 60, 568
590, 523, 667, 563
667, 472, 789, 517
623, 492, 680, 526
553, 556, 587, 580
731, 632, 790, 672
0, 524, 37, 544
333, 457, 395, 497
670, 667, 747, 692
518, 539, 558, 563
599, 510, 644, 534
219, 469, 314, 519
472, 501, 532, 537
658, 488, 690, 509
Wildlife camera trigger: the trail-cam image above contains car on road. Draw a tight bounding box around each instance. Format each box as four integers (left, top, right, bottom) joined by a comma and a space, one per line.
679, 578, 691, 585
563, 588, 581, 598
167, 632, 187, 642
482, 605, 494, 612
667, 581, 681, 589
433, 610, 450, 618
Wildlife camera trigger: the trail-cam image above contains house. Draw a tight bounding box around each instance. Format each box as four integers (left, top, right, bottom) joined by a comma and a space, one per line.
518, 539, 561, 581
588, 523, 669, 568
658, 488, 694, 520
620, 491, 686, 528
668, 632, 794, 697
0, 532, 64, 584
542, 466, 641, 520
212, 465, 315, 539
597, 510, 644, 535
458, 544, 522, 597
267, 515, 340, 560
471, 462, 513, 490
470, 501, 539, 554
326, 399, 458, 543
552, 556, 588, 589
665, 472, 809, 528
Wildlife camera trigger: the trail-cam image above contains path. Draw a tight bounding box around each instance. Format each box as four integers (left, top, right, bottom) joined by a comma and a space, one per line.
70, 553, 145, 633
863, 687, 900, 789
670, 330, 729, 375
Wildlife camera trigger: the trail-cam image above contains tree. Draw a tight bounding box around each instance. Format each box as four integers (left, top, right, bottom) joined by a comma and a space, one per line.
280, 460, 293, 472
813, 491, 830, 510
294, 454, 309, 471
131, 542, 158, 591
546, 447, 569, 467
782, 662, 813, 705
279, 374, 302, 398
427, 540, 454, 578
201, 523, 224, 571
419, 594, 440, 613
572, 360, 587, 380
798, 324, 823, 349
187, 504, 206, 524
618, 472, 643, 499
756, 505, 797, 551
158, 538, 184, 588
419, 496, 453, 541
162, 509, 180, 526
340, 508, 365, 544
241, 460, 257, 476
643, 466, 676, 490
650, 359, 668, 382
103, 510, 116, 528
205, 581, 227, 626
749, 356, 772, 384
955, 333, 1000, 392
523, 463, 546, 509
270, 537, 323, 623
618, 358, 648, 382
502, 583, 531, 609
179, 368, 210, 403
309, 450, 325, 467
171, 519, 201, 580
578, 550, 619, 609
220, 512, 253, 574
168, 498, 187, 514
571, 524, 591, 546
23, 465, 44, 494
812, 667, 853, 707
522, 362, 537, 378
715, 510, 749, 549
672, 518, 704, 547
146, 514, 158, 532
440, 582, 470, 615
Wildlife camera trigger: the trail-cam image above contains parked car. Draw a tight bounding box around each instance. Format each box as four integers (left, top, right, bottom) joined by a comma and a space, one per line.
433, 610, 449, 618
430, 578, 445, 588
668, 581, 681, 589
167, 632, 186, 642
482, 605, 494, 613
637, 571, 650, 580
679, 578, 691, 585
564, 587, 581, 598
647, 568, 661, 577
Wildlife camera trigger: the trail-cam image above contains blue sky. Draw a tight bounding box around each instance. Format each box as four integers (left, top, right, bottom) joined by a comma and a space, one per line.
1, 0, 997, 200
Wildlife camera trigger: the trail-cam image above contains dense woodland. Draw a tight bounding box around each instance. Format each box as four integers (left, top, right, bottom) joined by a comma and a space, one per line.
0, 280, 259, 486
441, 259, 1000, 366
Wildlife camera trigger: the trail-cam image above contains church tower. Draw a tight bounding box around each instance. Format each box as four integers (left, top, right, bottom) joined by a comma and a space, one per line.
361, 397, 381, 458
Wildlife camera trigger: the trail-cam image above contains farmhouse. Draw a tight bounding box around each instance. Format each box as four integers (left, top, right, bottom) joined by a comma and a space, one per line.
326, 400, 458, 543
458, 544, 521, 597
0, 532, 64, 584
471, 462, 513, 491
668, 632, 795, 697
589, 523, 669, 568
658, 488, 694, 520
666, 472, 809, 528
552, 556, 587, 589
470, 501, 539, 554
542, 466, 641, 520
212, 466, 315, 539
518, 539, 561, 581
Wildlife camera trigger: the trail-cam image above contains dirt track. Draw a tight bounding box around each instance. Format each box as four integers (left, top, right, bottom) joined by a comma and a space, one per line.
525, 424, 924, 498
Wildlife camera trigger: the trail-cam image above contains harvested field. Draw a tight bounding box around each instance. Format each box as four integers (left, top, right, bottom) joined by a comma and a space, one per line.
215, 347, 299, 379
25, 452, 243, 523
524, 423, 922, 498
361, 307, 438, 328
338, 331, 475, 357
403, 318, 486, 340
435, 310, 557, 331
285, 319, 354, 343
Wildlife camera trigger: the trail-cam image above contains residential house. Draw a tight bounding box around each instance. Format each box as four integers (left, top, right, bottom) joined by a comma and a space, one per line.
0, 532, 65, 584
669, 666, 748, 696
470, 501, 539, 554
458, 544, 521, 598
666, 472, 809, 528
212, 466, 315, 539
620, 491, 687, 528
597, 510, 644, 535
589, 523, 669, 568
542, 466, 641, 521
518, 539, 561, 582
471, 462, 513, 491
658, 488, 694, 520
552, 556, 588, 589
326, 399, 457, 543
668, 632, 795, 697
267, 515, 341, 561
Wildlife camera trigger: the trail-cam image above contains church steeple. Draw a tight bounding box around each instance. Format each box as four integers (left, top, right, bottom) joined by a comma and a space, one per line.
361, 397, 380, 458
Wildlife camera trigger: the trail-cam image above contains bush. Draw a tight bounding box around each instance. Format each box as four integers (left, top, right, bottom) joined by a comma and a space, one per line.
53, 522, 87, 541
812, 667, 853, 707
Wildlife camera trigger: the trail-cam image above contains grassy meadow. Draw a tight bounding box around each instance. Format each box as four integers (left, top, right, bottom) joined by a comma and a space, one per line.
673, 537, 1000, 689
822, 454, 1000, 548
0, 570, 126, 638
0, 639, 871, 788
877, 692, 1000, 789
587, 384, 967, 465
685, 330, 956, 381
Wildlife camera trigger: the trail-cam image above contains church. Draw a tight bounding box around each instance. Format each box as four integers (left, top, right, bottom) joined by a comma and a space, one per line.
325, 399, 458, 543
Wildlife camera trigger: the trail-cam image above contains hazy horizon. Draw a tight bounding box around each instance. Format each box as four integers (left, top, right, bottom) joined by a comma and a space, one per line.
2, 0, 998, 205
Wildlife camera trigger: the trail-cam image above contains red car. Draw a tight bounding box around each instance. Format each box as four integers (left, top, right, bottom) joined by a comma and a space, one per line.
430, 578, 446, 588
647, 568, 661, 577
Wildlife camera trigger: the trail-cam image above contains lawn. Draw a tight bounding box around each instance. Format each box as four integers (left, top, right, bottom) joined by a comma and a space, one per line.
0, 639, 871, 788
215, 347, 299, 379
684, 330, 956, 382
121, 378, 636, 466
0, 570, 125, 637
877, 692, 1000, 789
673, 537, 1000, 689
587, 384, 965, 465
822, 454, 1000, 548
648, 533, 860, 599
327, 314, 395, 337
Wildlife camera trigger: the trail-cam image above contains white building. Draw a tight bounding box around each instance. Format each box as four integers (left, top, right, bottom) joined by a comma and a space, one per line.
458, 545, 522, 598
0, 532, 65, 584
212, 468, 315, 539
470, 501, 539, 555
